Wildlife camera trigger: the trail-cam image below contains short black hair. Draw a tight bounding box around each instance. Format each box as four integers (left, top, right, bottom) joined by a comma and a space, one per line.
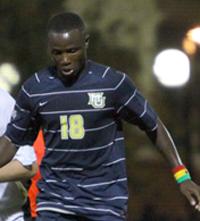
47, 12, 86, 34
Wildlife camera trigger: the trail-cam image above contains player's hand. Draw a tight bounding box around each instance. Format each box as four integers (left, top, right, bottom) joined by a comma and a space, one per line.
179, 180, 200, 211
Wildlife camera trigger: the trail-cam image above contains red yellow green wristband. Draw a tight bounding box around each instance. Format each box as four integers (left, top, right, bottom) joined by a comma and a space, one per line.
172, 165, 191, 184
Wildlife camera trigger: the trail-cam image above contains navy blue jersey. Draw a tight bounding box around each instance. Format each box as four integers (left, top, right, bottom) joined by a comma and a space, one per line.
5, 60, 157, 220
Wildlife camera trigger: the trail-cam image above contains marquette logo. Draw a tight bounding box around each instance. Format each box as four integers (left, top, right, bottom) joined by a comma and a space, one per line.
88, 92, 106, 108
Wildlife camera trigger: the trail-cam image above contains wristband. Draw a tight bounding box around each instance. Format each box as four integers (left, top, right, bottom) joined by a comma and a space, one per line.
172, 165, 191, 184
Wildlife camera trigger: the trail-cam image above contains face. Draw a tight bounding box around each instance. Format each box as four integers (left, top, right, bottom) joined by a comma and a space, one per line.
48, 29, 89, 79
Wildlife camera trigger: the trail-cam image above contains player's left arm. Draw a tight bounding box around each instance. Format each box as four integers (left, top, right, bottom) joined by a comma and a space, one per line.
0, 136, 17, 166
146, 117, 200, 211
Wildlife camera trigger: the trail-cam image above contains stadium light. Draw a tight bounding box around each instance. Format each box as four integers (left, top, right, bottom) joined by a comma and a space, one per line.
153, 49, 190, 87
0, 63, 20, 92
187, 27, 200, 45
183, 26, 200, 55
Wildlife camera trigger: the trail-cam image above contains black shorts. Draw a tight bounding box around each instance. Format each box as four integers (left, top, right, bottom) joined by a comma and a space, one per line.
36, 211, 126, 221
36, 211, 87, 221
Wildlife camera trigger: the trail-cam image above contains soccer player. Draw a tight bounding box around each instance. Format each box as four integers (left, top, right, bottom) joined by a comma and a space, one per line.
0, 12, 200, 221
0, 88, 37, 221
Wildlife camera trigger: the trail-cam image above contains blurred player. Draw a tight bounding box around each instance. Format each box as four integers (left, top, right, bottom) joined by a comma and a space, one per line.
0, 12, 200, 221
0, 88, 37, 221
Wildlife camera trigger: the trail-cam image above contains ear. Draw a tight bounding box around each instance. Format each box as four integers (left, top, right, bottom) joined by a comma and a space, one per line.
85, 34, 90, 49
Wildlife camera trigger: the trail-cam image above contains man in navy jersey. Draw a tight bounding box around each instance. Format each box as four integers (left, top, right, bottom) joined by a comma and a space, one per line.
0, 12, 200, 221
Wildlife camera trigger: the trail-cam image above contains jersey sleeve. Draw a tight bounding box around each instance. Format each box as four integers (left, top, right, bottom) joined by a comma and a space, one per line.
115, 73, 158, 131
5, 85, 40, 146
13, 145, 36, 166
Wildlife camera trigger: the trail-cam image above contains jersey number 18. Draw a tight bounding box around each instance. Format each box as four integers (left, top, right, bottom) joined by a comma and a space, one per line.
60, 114, 85, 140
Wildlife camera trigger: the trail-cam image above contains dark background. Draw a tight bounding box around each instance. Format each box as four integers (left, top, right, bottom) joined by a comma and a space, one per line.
0, 1, 200, 220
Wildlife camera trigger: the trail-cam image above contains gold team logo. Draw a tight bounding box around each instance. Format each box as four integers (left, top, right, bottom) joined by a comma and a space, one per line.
88, 92, 106, 108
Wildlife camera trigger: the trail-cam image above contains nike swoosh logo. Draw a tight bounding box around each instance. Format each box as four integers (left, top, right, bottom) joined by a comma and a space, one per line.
39, 101, 48, 107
